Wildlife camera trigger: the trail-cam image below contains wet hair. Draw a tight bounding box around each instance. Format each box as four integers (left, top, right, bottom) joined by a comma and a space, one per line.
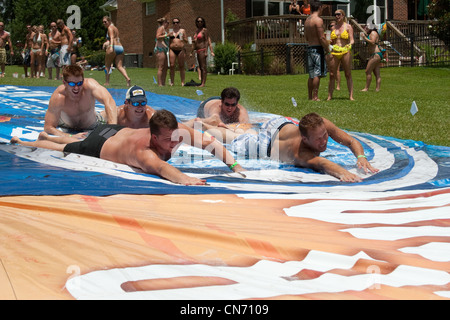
221, 87, 240, 102
149, 109, 179, 136
310, 1, 322, 13
298, 112, 324, 137
62, 65, 84, 81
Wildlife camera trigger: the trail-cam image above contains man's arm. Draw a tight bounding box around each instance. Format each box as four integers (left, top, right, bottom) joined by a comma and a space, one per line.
324, 118, 379, 174
89, 79, 118, 124
44, 89, 67, 137
136, 148, 207, 185
297, 152, 363, 183
179, 123, 245, 173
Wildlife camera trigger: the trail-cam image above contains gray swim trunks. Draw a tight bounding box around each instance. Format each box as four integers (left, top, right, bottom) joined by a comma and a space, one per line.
230, 117, 296, 159
307, 46, 327, 79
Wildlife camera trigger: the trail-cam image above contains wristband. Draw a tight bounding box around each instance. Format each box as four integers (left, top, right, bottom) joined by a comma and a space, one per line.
229, 161, 238, 170
357, 155, 366, 159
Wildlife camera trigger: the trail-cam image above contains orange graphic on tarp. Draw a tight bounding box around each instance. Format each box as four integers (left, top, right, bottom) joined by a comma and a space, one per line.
0, 191, 449, 300
0, 116, 11, 122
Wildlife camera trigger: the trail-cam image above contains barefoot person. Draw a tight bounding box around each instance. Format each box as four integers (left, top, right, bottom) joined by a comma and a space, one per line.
169, 18, 187, 86
361, 25, 382, 92
102, 16, 131, 87
154, 18, 169, 86
12, 110, 245, 186
202, 112, 379, 183
0, 21, 14, 77
47, 22, 62, 80
328, 9, 355, 100
44, 65, 117, 139
193, 17, 214, 87
56, 19, 73, 69
304, 1, 330, 101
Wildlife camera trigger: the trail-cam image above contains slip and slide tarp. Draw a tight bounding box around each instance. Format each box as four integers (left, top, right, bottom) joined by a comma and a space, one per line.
0, 85, 449, 300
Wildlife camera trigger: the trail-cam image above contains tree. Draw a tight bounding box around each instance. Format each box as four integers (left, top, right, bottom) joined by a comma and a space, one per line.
9, 0, 107, 51
428, 0, 450, 47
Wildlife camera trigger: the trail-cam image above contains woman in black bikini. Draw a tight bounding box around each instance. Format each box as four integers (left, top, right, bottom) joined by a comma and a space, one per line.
192, 17, 214, 87
169, 18, 187, 86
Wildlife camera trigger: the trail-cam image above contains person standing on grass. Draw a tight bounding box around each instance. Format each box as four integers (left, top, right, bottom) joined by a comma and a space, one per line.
304, 1, 330, 101
193, 17, 214, 87
361, 25, 382, 92
0, 21, 14, 77
327, 9, 355, 100
102, 16, 131, 87
154, 17, 169, 87
57, 19, 73, 69
169, 18, 187, 86
47, 22, 62, 80
23, 24, 34, 78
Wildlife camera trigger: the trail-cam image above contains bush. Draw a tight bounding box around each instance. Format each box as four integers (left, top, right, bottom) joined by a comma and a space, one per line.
213, 42, 238, 74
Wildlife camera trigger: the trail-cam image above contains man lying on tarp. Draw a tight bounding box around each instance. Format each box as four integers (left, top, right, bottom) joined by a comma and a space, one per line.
11, 109, 244, 186
44, 65, 118, 139
201, 112, 379, 183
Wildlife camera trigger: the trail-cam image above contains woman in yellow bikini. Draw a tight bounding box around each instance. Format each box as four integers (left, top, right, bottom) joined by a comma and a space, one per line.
328, 9, 354, 101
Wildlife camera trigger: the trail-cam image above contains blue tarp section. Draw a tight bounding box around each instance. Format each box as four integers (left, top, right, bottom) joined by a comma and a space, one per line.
1, 85, 449, 196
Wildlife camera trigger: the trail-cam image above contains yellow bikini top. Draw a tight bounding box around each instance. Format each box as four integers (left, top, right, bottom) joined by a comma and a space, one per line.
330, 26, 349, 40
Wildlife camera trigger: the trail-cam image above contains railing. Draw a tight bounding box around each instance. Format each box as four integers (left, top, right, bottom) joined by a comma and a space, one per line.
226, 16, 450, 75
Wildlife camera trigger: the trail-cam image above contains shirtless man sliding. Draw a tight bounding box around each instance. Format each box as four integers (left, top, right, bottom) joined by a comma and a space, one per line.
185, 87, 250, 129
44, 65, 117, 139
12, 110, 245, 186
202, 112, 379, 182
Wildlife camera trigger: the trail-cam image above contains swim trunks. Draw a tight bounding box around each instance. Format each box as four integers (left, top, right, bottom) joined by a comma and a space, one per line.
60, 45, 71, 66
47, 49, 60, 68
231, 117, 296, 159
196, 96, 221, 118
0, 48, 6, 65
58, 112, 107, 132
307, 46, 327, 79
63, 124, 124, 158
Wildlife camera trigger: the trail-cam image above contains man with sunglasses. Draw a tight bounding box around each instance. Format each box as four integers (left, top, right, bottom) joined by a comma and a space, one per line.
113, 85, 155, 129
44, 65, 117, 139
188, 87, 249, 128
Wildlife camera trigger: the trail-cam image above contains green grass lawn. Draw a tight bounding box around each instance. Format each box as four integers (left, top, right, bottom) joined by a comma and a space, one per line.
1, 65, 449, 146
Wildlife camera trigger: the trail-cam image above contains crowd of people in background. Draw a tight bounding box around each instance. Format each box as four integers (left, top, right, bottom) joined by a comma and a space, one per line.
1, 0, 382, 93
154, 16, 214, 87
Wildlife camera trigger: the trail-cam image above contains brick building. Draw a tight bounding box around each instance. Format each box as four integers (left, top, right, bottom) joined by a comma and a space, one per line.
100, 0, 423, 68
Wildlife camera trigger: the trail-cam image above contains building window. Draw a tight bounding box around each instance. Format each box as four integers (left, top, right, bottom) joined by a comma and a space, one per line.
146, 0, 156, 16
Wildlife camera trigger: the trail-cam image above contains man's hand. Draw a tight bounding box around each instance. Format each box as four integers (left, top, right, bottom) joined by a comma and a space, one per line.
357, 157, 379, 174
338, 171, 362, 183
